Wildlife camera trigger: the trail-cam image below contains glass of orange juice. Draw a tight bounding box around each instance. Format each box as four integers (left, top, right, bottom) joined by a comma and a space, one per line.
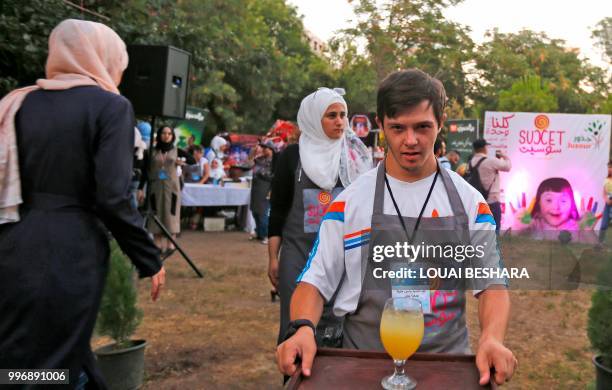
379, 297, 424, 389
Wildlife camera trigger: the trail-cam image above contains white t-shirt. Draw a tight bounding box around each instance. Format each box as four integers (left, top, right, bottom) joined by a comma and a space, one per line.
298, 166, 502, 317
198, 156, 209, 175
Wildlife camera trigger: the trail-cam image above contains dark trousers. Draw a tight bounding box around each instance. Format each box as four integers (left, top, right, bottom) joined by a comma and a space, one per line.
253, 202, 270, 239
489, 201, 502, 233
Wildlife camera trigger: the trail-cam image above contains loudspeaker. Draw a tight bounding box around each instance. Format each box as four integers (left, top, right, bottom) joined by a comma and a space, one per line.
120, 45, 191, 119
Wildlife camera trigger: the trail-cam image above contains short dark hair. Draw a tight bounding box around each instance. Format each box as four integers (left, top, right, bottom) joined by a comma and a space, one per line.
472, 138, 489, 151
434, 138, 446, 154
192, 145, 203, 153
376, 69, 447, 127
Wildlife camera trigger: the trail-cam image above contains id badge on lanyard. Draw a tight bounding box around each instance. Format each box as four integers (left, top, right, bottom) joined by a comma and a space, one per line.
385, 162, 440, 315
158, 151, 172, 180
390, 262, 432, 314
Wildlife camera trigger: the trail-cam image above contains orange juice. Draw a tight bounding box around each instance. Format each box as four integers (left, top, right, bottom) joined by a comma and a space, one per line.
380, 310, 424, 360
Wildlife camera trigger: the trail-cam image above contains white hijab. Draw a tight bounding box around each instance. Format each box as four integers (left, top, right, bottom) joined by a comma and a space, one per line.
297, 88, 372, 191
210, 135, 228, 159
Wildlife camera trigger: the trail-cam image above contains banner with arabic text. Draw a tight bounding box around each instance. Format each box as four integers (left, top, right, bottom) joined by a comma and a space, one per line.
484, 111, 611, 241
446, 119, 478, 164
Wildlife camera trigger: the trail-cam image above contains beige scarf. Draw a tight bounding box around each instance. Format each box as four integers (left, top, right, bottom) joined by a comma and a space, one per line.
0, 19, 128, 224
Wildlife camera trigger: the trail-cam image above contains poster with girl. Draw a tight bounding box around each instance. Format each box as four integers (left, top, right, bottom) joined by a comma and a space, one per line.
484, 111, 611, 242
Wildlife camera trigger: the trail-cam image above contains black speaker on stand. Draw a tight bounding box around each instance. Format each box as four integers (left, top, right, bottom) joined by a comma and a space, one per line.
121, 45, 203, 278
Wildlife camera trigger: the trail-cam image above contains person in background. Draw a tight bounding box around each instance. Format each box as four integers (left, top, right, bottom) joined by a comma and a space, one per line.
189, 145, 210, 184
249, 140, 277, 244
434, 137, 451, 170
131, 127, 148, 209
469, 139, 512, 233
208, 158, 227, 184
142, 126, 186, 255
0, 19, 164, 388
268, 87, 372, 347
185, 134, 196, 155
207, 132, 230, 162
598, 160, 612, 245
184, 145, 210, 230
446, 149, 461, 170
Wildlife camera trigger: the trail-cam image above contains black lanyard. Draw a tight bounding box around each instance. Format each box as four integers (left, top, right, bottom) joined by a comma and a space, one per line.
384, 162, 440, 245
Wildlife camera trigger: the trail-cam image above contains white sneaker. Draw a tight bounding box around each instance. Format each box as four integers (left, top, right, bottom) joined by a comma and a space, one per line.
260, 238, 269, 245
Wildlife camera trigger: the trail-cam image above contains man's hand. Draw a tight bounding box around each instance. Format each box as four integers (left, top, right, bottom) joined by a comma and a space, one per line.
268, 257, 279, 290
276, 326, 317, 377
150, 266, 166, 301
476, 336, 517, 386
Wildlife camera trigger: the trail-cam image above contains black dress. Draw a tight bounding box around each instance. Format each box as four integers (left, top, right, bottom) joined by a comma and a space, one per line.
0, 86, 161, 389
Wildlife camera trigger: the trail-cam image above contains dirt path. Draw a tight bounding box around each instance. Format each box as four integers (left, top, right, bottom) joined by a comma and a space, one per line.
93, 231, 599, 389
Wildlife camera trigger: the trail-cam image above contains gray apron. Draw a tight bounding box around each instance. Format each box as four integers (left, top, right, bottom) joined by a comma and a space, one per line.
342, 162, 472, 353
148, 147, 181, 234
277, 163, 344, 345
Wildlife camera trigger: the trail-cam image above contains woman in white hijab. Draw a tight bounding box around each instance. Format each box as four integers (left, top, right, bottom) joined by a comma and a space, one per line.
297, 88, 373, 190
208, 158, 227, 183
267, 87, 372, 345
206, 134, 229, 162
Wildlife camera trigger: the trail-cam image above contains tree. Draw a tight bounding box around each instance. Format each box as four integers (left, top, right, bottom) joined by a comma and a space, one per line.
592, 17, 612, 64
0, 0, 74, 94
0, 0, 334, 134
473, 29, 608, 114
331, 0, 474, 109
498, 74, 558, 112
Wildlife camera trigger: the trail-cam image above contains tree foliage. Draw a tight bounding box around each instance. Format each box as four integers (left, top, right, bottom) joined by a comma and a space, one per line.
332, 0, 474, 111
1, 1, 610, 132
0, 0, 333, 134
498, 74, 558, 113
96, 241, 142, 348
473, 29, 608, 114
592, 17, 612, 64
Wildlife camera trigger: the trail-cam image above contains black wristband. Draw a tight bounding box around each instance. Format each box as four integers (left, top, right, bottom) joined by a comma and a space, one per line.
284, 319, 316, 341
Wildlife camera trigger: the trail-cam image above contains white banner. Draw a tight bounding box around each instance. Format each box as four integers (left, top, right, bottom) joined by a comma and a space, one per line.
484, 111, 611, 241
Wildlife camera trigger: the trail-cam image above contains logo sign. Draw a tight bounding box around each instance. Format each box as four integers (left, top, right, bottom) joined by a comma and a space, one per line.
534, 114, 549, 131
318, 191, 332, 205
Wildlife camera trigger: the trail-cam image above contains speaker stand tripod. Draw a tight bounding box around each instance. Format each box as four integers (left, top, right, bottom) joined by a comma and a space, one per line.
141, 116, 203, 278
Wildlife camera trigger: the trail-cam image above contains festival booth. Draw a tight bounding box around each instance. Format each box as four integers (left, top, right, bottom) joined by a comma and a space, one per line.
484, 111, 611, 242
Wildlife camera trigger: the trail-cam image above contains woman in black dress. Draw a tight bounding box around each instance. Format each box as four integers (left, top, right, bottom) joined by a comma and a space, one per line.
0, 19, 165, 388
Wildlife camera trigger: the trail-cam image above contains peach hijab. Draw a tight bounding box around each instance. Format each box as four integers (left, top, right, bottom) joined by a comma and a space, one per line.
0, 19, 128, 224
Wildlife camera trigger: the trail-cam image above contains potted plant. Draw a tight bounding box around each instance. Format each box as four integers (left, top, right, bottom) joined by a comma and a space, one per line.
587, 257, 612, 390
94, 241, 147, 390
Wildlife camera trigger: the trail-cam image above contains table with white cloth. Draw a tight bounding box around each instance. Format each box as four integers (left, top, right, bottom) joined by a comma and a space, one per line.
181, 183, 253, 230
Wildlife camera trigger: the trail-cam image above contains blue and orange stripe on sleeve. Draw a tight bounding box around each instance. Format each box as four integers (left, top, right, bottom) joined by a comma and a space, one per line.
344, 228, 371, 250
322, 201, 345, 223
475, 202, 495, 225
